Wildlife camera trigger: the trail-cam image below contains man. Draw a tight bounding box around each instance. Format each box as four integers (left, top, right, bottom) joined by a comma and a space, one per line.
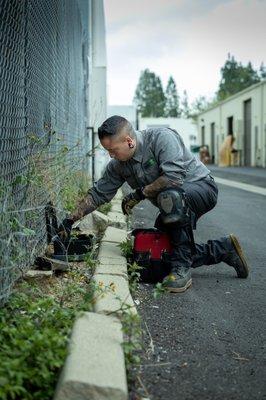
59, 115, 249, 293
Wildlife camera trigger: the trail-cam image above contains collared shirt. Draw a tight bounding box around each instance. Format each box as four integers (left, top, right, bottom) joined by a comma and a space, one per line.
89, 127, 210, 206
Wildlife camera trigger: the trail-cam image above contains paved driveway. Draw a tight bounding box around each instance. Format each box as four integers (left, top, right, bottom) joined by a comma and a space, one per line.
130, 179, 266, 400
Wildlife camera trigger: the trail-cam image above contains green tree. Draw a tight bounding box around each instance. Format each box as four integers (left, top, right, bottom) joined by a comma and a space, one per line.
259, 62, 266, 79
180, 90, 190, 118
164, 76, 181, 117
134, 69, 166, 117
190, 95, 210, 118
217, 54, 260, 101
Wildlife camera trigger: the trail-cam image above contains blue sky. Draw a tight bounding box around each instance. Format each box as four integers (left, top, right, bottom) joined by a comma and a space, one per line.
104, 0, 266, 105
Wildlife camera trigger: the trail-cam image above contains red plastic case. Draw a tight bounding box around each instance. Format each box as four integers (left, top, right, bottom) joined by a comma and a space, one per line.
132, 229, 173, 283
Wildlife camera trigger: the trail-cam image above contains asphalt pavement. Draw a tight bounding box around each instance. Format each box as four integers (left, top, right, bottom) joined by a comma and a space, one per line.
208, 165, 266, 188
130, 167, 266, 400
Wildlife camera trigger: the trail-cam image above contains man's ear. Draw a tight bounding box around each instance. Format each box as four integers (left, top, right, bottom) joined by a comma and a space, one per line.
126, 136, 135, 148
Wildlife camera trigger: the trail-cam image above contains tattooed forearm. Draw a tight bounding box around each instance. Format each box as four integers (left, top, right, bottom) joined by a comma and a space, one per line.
70, 194, 97, 222
143, 175, 181, 198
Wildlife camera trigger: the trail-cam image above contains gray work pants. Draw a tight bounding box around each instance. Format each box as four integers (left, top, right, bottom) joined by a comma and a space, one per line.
155, 176, 228, 270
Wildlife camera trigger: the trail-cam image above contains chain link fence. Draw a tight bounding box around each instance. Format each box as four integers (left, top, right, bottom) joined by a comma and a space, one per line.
0, 0, 90, 304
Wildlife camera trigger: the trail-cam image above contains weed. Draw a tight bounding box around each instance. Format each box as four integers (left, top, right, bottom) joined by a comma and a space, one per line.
84, 241, 99, 274
98, 203, 112, 215
127, 262, 143, 296
119, 238, 133, 259
121, 310, 142, 383
0, 130, 91, 305
153, 282, 167, 299
0, 268, 97, 400
152, 275, 174, 299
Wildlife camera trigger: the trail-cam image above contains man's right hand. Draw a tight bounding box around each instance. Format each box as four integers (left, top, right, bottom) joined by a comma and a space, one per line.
121, 189, 145, 215
57, 218, 74, 241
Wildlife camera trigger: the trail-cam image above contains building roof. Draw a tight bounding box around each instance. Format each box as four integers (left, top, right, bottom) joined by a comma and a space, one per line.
197, 79, 266, 116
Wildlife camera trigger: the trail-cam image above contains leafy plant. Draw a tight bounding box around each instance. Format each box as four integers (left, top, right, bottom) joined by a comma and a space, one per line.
121, 310, 142, 383
0, 129, 92, 306
153, 282, 167, 299
119, 238, 133, 259
98, 203, 112, 215
0, 267, 100, 400
127, 262, 142, 296
84, 242, 99, 274
153, 275, 174, 299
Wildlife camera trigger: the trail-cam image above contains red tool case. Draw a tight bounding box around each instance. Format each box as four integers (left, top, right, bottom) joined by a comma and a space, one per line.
132, 229, 173, 283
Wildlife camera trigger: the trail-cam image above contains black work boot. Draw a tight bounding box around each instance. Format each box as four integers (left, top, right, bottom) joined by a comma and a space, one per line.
192, 235, 249, 278
223, 234, 249, 278
162, 266, 192, 293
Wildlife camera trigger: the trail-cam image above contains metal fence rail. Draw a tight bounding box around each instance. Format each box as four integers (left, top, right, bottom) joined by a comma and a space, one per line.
0, 0, 89, 304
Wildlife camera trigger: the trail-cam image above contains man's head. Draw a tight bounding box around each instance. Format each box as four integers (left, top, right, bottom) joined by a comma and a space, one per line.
98, 115, 136, 161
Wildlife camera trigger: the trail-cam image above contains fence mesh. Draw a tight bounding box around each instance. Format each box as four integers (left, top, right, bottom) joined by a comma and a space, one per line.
0, 0, 90, 304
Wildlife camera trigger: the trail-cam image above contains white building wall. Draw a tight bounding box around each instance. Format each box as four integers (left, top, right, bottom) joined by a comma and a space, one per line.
107, 105, 137, 128
197, 81, 266, 167
88, 0, 108, 180
139, 117, 198, 149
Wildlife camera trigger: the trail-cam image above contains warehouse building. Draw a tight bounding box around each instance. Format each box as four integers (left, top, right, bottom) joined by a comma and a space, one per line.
197, 80, 266, 167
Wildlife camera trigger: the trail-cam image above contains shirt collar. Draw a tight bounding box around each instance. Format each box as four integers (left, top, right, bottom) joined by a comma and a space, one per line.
132, 130, 143, 162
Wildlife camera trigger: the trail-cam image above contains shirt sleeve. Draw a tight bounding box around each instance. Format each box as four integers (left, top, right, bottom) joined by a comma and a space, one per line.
88, 159, 125, 206
152, 128, 187, 185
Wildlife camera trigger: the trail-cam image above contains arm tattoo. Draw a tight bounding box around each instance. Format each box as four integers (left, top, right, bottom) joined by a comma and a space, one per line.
143, 175, 180, 198
70, 194, 97, 222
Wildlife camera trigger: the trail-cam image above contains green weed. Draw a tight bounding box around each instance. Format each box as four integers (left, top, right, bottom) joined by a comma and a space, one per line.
0, 272, 96, 400
127, 262, 143, 296
98, 203, 112, 215
121, 310, 142, 383
118, 238, 133, 259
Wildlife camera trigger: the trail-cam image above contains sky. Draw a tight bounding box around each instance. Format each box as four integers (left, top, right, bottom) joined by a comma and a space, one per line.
103, 0, 266, 106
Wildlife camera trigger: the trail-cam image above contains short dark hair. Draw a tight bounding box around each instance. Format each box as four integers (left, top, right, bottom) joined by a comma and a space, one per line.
98, 115, 134, 139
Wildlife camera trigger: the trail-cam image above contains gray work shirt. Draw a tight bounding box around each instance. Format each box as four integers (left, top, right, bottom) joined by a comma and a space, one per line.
89, 127, 210, 206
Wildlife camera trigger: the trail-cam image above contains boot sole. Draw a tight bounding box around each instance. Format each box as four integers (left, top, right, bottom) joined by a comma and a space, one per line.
229, 234, 249, 278
166, 278, 192, 293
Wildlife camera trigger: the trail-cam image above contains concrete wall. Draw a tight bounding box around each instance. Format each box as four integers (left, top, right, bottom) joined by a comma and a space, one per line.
197, 80, 266, 167
139, 117, 198, 149
76, 0, 108, 181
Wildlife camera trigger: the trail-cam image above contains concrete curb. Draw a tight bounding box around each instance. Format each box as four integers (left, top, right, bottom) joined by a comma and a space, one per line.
54, 312, 128, 400
55, 190, 138, 400
102, 226, 127, 243
93, 273, 136, 315
106, 211, 127, 229
92, 203, 136, 316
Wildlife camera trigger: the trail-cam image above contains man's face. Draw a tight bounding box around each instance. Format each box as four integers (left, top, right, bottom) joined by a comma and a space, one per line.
100, 131, 135, 161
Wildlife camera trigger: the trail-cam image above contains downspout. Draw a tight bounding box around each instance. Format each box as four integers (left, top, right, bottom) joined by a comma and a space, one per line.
219, 102, 222, 164
262, 82, 265, 168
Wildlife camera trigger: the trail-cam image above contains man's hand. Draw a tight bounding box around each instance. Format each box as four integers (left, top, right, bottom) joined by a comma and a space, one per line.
57, 218, 74, 241
71, 194, 97, 221
121, 189, 145, 215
